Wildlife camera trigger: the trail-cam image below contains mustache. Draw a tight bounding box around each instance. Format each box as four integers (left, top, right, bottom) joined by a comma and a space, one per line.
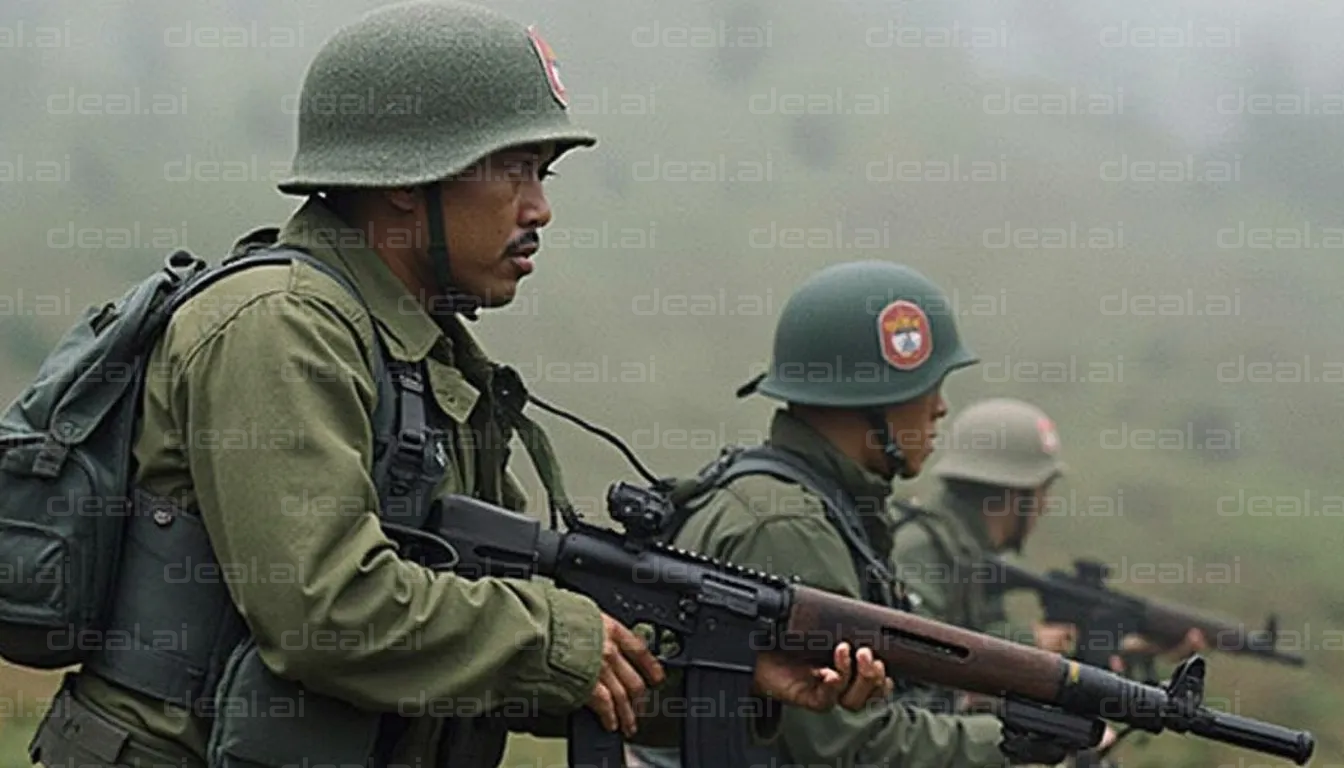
506, 231, 540, 254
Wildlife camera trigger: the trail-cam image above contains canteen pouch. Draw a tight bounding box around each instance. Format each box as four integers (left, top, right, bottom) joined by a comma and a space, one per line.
207, 637, 384, 768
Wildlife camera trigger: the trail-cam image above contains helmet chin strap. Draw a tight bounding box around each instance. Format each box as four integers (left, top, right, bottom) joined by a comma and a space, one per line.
423, 183, 482, 321
866, 410, 910, 480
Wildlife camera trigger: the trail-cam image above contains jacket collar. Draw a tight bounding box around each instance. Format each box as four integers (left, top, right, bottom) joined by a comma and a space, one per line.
765, 409, 899, 548
274, 196, 447, 363
231, 196, 506, 373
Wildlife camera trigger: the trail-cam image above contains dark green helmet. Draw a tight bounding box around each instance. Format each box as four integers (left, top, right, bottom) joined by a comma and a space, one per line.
932, 398, 1067, 488
278, 0, 596, 194
738, 260, 979, 408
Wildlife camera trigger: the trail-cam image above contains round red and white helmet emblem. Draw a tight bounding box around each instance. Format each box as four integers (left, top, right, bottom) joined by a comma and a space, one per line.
878, 300, 933, 370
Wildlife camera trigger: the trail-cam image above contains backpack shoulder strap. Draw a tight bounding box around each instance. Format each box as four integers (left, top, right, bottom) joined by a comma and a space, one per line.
707, 444, 903, 608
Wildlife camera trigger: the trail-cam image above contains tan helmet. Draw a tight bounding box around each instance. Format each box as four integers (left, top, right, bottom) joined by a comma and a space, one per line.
931, 398, 1066, 488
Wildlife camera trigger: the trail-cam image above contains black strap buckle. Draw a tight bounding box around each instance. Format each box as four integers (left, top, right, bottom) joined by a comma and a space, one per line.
389, 429, 428, 476
701, 445, 746, 483
491, 364, 528, 415
388, 362, 425, 395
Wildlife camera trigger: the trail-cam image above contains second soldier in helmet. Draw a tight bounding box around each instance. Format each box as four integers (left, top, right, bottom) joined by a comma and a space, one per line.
629, 261, 1022, 767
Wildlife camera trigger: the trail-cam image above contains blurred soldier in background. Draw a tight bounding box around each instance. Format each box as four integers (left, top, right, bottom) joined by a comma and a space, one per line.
890, 397, 1207, 764
892, 398, 1073, 653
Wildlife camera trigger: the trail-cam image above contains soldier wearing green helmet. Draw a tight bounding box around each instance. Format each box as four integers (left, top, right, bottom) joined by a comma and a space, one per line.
629, 261, 1034, 768
26, 4, 888, 768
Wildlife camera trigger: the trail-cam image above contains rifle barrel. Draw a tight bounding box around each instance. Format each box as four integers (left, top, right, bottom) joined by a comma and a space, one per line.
1193, 711, 1315, 766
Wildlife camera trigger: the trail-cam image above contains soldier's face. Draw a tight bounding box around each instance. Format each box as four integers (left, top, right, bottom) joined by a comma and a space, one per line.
884, 385, 949, 478
436, 142, 557, 306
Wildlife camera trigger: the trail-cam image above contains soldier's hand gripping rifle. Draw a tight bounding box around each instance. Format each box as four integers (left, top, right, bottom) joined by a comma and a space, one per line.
401, 483, 1315, 768
985, 555, 1306, 679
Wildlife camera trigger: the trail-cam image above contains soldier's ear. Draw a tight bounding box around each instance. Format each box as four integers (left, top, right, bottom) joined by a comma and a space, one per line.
384, 187, 422, 214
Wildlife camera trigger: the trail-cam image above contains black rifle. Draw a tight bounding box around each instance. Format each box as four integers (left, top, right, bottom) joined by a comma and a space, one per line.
985, 556, 1306, 679
984, 555, 1308, 768
392, 484, 1315, 768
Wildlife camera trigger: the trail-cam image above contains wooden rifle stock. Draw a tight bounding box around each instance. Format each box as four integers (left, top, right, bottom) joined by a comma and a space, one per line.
780, 585, 1314, 766
785, 584, 1062, 701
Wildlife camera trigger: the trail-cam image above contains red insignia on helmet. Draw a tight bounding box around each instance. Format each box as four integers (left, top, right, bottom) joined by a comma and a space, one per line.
1037, 417, 1061, 454
877, 300, 933, 370
527, 26, 568, 108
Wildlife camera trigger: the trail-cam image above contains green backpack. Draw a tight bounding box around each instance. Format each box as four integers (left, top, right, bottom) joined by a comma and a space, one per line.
0, 246, 397, 669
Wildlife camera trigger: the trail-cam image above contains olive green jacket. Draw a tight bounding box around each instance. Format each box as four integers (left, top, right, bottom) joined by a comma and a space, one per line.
70, 197, 605, 766
639, 410, 1010, 768
890, 487, 1032, 644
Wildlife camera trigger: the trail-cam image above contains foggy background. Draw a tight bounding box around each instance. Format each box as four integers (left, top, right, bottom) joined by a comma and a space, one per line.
1, 0, 1341, 765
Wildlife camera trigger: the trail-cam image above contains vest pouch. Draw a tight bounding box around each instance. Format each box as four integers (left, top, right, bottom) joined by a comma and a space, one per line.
207, 637, 382, 768
82, 490, 251, 708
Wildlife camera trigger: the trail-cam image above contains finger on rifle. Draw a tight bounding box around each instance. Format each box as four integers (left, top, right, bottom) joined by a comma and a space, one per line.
802, 669, 841, 712
860, 645, 892, 699
833, 642, 855, 689
609, 647, 649, 715
589, 681, 617, 732
600, 666, 639, 737
839, 647, 883, 710
856, 646, 886, 687
813, 658, 841, 687
612, 620, 665, 686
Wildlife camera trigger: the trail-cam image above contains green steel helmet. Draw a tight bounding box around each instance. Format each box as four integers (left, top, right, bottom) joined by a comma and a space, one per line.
932, 398, 1067, 488
277, 0, 596, 194
738, 261, 979, 408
